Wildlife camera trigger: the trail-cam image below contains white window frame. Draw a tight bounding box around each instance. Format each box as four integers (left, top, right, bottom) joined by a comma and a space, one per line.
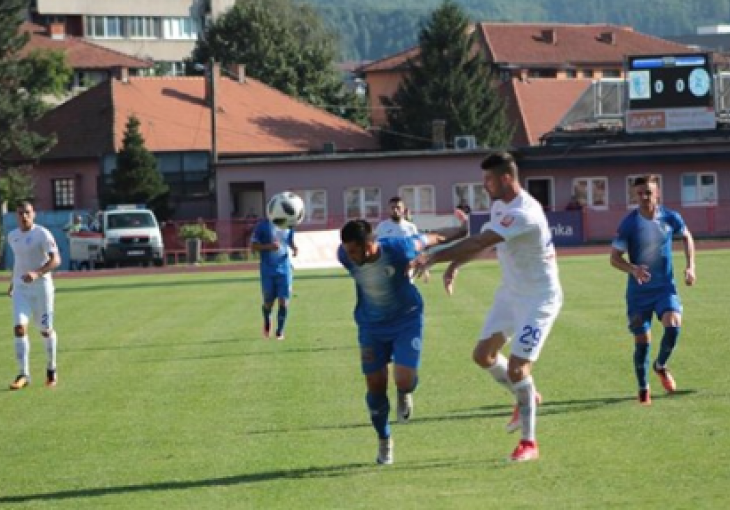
453, 182, 490, 212
291, 189, 327, 225
345, 187, 381, 221
626, 175, 664, 209
129, 16, 159, 39
87, 16, 123, 39
572, 177, 608, 210
398, 185, 435, 214
163, 17, 200, 40
681, 172, 718, 206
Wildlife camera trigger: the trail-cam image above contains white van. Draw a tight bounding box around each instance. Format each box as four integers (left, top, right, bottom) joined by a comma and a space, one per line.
68, 205, 164, 268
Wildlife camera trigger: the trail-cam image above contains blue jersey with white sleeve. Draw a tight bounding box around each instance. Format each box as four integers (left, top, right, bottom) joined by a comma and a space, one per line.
251, 219, 294, 276
612, 206, 686, 297
338, 237, 423, 329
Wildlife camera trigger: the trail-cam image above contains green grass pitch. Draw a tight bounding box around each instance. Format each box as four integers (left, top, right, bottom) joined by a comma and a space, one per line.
1, 250, 728, 509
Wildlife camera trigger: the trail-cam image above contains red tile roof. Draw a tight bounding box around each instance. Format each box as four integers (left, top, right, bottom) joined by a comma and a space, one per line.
20, 22, 151, 70
35, 75, 378, 159
502, 78, 593, 146
360, 23, 698, 74
358, 47, 420, 73
478, 23, 698, 65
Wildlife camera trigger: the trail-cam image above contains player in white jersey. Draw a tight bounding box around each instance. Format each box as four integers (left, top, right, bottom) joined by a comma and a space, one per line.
376, 196, 429, 282
414, 152, 563, 462
375, 197, 420, 239
7, 201, 62, 390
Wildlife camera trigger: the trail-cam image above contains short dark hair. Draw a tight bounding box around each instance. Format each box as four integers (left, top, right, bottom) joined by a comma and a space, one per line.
480, 152, 518, 178
341, 219, 374, 244
388, 196, 403, 204
15, 200, 34, 211
633, 174, 659, 187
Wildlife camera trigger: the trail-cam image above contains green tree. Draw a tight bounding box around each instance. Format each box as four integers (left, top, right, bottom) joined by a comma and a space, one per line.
381, 0, 513, 150
0, 0, 72, 186
107, 115, 170, 219
0, 166, 35, 210
190, 0, 367, 125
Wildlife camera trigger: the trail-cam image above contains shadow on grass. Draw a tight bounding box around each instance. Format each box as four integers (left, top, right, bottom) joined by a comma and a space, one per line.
244, 390, 698, 436
0, 458, 486, 504
56, 272, 347, 294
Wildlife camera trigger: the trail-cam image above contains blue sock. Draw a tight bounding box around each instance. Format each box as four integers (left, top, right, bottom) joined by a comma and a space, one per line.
634, 342, 651, 389
657, 327, 680, 367
261, 305, 271, 330
366, 392, 391, 439
276, 306, 288, 335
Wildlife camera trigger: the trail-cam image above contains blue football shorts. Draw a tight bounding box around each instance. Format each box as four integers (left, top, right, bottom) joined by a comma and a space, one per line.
358, 313, 424, 375
627, 291, 682, 335
260, 272, 292, 302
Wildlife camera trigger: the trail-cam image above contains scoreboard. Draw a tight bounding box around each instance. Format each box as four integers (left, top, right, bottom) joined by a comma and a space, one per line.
625, 53, 716, 133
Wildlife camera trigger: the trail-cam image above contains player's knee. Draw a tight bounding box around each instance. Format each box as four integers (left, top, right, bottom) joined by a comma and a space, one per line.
661, 312, 682, 328
472, 346, 495, 368
14, 325, 26, 337
41, 329, 54, 338
633, 332, 651, 343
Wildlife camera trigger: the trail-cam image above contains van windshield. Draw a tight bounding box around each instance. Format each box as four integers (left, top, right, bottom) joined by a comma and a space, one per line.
107, 212, 156, 230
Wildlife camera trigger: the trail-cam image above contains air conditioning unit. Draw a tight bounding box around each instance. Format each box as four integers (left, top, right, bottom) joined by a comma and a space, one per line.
454, 135, 477, 150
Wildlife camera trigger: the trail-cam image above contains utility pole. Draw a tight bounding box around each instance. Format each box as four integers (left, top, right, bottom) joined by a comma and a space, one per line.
208, 58, 219, 215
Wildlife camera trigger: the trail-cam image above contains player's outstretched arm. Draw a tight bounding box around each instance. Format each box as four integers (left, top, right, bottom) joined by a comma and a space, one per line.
413, 228, 502, 279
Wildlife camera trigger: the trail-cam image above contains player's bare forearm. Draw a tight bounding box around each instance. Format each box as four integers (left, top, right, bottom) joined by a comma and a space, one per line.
682, 231, 696, 285
610, 248, 651, 284
683, 231, 695, 270
430, 230, 500, 266
251, 242, 277, 252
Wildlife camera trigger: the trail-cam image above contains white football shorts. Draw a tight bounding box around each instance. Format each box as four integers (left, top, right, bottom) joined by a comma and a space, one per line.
12, 280, 55, 332
479, 285, 563, 361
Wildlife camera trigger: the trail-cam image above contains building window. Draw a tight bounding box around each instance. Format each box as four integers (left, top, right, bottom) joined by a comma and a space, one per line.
163, 17, 199, 40
345, 187, 381, 220
681, 172, 717, 206
564, 69, 577, 78
626, 175, 663, 208
572, 177, 608, 209
86, 16, 122, 38
603, 69, 621, 78
292, 189, 327, 224
129, 17, 159, 39
582, 69, 594, 78
52, 178, 75, 210
399, 185, 435, 214
453, 183, 489, 212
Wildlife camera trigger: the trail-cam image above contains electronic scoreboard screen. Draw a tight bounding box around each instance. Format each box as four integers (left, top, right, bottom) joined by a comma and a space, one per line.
625, 53, 716, 133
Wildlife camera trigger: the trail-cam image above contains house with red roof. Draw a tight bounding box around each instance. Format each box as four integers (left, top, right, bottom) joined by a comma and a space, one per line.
359, 23, 699, 146
30, 66, 378, 219
21, 22, 152, 95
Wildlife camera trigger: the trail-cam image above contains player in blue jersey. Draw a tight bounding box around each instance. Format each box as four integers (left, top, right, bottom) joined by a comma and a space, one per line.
339, 218, 466, 465
251, 218, 299, 340
610, 174, 696, 405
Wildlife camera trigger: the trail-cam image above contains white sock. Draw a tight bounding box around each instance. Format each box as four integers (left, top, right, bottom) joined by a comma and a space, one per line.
486, 354, 515, 395
513, 376, 537, 442
15, 336, 30, 377
44, 331, 57, 371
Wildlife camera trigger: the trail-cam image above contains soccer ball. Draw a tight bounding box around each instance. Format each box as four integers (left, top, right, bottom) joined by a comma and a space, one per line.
266, 191, 305, 228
